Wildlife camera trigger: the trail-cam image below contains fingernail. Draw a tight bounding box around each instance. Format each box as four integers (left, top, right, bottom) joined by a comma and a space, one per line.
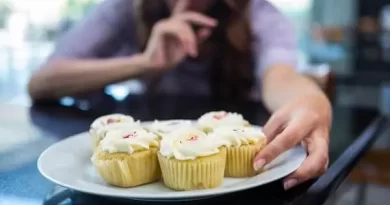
253, 159, 266, 171
284, 179, 298, 190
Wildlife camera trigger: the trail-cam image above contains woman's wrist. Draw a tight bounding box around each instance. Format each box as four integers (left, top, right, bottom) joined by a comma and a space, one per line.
124, 53, 156, 76
262, 65, 328, 112
131, 53, 150, 69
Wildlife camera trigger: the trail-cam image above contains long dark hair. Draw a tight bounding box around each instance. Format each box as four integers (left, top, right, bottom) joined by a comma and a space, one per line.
134, 0, 254, 99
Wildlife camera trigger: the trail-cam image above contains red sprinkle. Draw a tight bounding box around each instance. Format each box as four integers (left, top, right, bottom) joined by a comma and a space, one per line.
107, 118, 118, 124
123, 131, 137, 139
213, 112, 228, 120
187, 135, 198, 141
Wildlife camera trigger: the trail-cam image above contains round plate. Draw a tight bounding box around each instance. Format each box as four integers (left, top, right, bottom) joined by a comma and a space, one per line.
38, 122, 306, 202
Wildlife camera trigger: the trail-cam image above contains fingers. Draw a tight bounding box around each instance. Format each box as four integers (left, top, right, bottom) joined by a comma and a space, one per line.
174, 13, 216, 46
253, 117, 314, 171
153, 9, 216, 58
172, 1, 217, 28
172, 0, 189, 15
263, 113, 287, 142
156, 21, 197, 57
284, 131, 329, 190
176, 22, 198, 56
176, 12, 218, 27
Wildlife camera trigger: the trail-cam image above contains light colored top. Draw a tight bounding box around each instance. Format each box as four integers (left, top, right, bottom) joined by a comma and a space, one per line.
159, 127, 220, 160
148, 120, 193, 137
95, 121, 143, 140
100, 128, 159, 154
49, 0, 298, 100
90, 113, 134, 130
211, 126, 266, 147
197, 111, 249, 130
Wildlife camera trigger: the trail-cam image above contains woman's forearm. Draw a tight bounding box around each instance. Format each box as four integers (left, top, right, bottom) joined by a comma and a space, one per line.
261, 65, 328, 112
28, 54, 149, 100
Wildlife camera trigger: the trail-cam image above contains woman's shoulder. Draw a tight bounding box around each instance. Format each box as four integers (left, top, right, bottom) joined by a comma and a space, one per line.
249, 0, 283, 17
249, 0, 294, 33
93, 0, 135, 25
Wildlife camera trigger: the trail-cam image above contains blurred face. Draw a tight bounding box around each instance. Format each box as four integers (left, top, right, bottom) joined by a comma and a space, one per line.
167, 0, 218, 12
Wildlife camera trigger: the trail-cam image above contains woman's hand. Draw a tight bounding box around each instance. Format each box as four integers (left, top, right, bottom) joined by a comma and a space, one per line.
142, 0, 217, 70
254, 93, 331, 190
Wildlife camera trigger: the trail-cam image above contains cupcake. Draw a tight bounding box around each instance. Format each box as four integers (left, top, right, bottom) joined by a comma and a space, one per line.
197, 111, 250, 133
211, 126, 266, 177
89, 114, 136, 150
93, 121, 143, 149
91, 128, 161, 188
147, 120, 193, 138
158, 127, 226, 191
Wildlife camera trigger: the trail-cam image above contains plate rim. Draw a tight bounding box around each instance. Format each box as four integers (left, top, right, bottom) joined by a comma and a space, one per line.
37, 122, 306, 200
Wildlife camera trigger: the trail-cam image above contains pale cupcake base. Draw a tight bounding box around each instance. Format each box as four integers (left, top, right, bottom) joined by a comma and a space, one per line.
158, 148, 227, 191
225, 139, 266, 177
92, 148, 161, 188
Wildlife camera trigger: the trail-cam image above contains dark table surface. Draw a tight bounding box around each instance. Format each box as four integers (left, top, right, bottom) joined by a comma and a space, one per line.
0, 94, 387, 205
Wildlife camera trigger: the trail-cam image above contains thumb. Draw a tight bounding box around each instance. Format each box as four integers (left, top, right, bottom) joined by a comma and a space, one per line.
172, 0, 189, 15
284, 132, 329, 190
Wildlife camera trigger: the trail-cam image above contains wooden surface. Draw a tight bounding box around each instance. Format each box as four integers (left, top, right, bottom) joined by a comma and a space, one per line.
349, 149, 390, 186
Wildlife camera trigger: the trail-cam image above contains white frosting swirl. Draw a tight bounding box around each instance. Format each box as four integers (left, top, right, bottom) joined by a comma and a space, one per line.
148, 120, 193, 136
100, 128, 159, 154
95, 121, 143, 140
211, 126, 266, 147
90, 114, 134, 129
197, 111, 249, 130
159, 127, 220, 160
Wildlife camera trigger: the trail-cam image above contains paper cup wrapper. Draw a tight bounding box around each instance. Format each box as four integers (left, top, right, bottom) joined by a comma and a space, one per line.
158, 148, 226, 191
225, 139, 266, 177
92, 148, 161, 188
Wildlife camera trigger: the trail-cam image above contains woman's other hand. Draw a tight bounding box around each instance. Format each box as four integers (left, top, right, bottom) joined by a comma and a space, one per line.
142, 0, 217, 70
254, 93, 331, 190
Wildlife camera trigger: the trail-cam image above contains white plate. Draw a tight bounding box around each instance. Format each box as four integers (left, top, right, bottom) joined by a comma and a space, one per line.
38, 123, 306, 202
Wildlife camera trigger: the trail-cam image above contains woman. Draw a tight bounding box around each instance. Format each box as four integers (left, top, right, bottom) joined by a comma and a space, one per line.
28, 0, 331, 190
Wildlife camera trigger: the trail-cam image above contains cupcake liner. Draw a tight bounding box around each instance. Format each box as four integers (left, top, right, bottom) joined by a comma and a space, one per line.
92, 148, 161, 188
225, 139, 266, 177
157, 148, 226, 191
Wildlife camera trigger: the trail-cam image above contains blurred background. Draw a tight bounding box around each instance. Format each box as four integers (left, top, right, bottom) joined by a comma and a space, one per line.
0, 0, 389, 204
0, 0, 101, 104
0, 0, 354, 106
